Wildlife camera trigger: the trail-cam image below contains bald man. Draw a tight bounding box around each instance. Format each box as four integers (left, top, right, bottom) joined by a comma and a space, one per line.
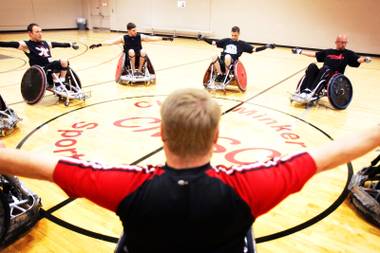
292, 34, 371, 96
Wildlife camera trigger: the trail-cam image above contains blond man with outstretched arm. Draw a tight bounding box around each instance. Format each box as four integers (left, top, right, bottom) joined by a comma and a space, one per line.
0, 88, 379, 252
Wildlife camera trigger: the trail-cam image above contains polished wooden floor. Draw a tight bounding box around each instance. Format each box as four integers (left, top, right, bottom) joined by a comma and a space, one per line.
0, 30, 379, 252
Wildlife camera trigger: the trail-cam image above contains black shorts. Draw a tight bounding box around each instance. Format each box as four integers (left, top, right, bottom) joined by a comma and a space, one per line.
218, 55, 237, 73
43, 60, 65, 73
124, 51, 141, 69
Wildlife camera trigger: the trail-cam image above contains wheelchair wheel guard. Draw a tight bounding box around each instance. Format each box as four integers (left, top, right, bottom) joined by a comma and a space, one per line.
234, 61, 247, 92
115, 53, 126, 82
327, 73, 353, 110
20, 65, 47, 105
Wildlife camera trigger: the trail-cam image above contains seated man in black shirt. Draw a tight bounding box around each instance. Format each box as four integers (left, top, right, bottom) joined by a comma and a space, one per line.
89, 22, 173, 75
0, 23, 79, 86
210, 26, 275, 81
292, 34, 371, 97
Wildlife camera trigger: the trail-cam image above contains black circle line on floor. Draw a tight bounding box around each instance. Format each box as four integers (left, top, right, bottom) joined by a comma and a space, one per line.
16, 91, 352, 244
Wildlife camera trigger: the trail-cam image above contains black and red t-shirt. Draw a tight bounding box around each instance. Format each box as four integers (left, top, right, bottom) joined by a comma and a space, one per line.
53, 152, 317, 253
315, 49, 360, 74
216, 38, 254, 61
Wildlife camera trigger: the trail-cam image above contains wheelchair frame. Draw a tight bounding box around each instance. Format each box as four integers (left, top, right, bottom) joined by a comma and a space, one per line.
21, 65, 89, 107
290, 70, 353, 109
0, 175, 41, 248
203, 59, 247, 94
115, 53, 156, 86
0, 96, 21, 136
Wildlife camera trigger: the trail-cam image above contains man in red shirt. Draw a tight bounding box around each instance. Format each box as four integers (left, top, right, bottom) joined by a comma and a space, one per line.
0, 88, 379, 253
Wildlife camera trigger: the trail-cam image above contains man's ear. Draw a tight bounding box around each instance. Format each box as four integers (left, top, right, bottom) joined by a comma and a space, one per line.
160, 123, 166, 142
213, 127, 219, 144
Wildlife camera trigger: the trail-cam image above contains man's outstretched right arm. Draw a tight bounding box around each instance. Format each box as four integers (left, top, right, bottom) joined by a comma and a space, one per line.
0, 41, 27, 51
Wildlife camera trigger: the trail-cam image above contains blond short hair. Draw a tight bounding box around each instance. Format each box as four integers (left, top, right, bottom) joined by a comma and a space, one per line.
161, 88, 221, 159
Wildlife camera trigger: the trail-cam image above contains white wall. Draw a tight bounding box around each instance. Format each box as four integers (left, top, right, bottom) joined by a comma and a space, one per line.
1, 0, 379, 54
0, 0, 86, 30
110, 0, 380, 54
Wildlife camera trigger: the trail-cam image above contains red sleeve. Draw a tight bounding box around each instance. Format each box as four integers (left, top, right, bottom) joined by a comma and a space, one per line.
53, 158, 157, 212
209, 152, 317, 218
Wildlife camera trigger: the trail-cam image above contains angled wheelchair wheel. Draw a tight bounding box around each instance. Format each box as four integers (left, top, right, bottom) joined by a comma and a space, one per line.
327, 74, 353, 110
20, 65, 47, 105
115, 53, 126, 82
202, 63, 213, 88
234, 61, 247, 92
145, 56, 155, 75
67, 68, 82, 89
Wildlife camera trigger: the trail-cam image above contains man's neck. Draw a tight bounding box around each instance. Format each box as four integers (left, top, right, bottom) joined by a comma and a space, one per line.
165, 149, 211, 170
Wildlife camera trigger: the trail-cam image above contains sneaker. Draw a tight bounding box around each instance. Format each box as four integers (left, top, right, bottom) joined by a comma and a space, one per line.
302, 88, 312, 94
55, 85, 65, 93
299, 92, 308, 99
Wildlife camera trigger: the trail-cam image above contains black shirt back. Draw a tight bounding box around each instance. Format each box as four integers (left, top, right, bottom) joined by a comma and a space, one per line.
116, 163, 253, 253
123, 34, 142, 54
316, 49, 360, 73
24, 40, 52, 66
216, 38, 254, 60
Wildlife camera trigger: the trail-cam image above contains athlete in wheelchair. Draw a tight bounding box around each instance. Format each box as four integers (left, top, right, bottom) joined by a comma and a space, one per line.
0, 95, 21, 137
0, 23, 87, 106
89, 22, 173, 85
290, 34, 372, 109
202, 26, 275, 93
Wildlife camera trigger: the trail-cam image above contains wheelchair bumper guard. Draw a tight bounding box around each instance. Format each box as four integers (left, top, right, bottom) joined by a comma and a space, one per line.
290, 92, 318, 105
53, 88, 89, 100
0, 175, 41, 248
119, 68, 156, 84
0, 109, 22, 137
205, 79, 232, 91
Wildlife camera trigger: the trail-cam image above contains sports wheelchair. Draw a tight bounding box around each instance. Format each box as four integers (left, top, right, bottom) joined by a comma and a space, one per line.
0, 95, 21, 137
203, 59, 247, 94
20, 65, 88, 106
115, 53, 156, 85
290, 68, 353, 109
0, 175, 41, 248
349, 154, 380, 228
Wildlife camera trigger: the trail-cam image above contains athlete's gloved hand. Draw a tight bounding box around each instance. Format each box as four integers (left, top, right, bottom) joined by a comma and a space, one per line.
71, 42, 79, 50
266, 43, 276, 49
212, 41, 216, 46
162, 36, 174, 41
89, 43, 102, 49
364, 56, 372, 63
292, 48, 302, 54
